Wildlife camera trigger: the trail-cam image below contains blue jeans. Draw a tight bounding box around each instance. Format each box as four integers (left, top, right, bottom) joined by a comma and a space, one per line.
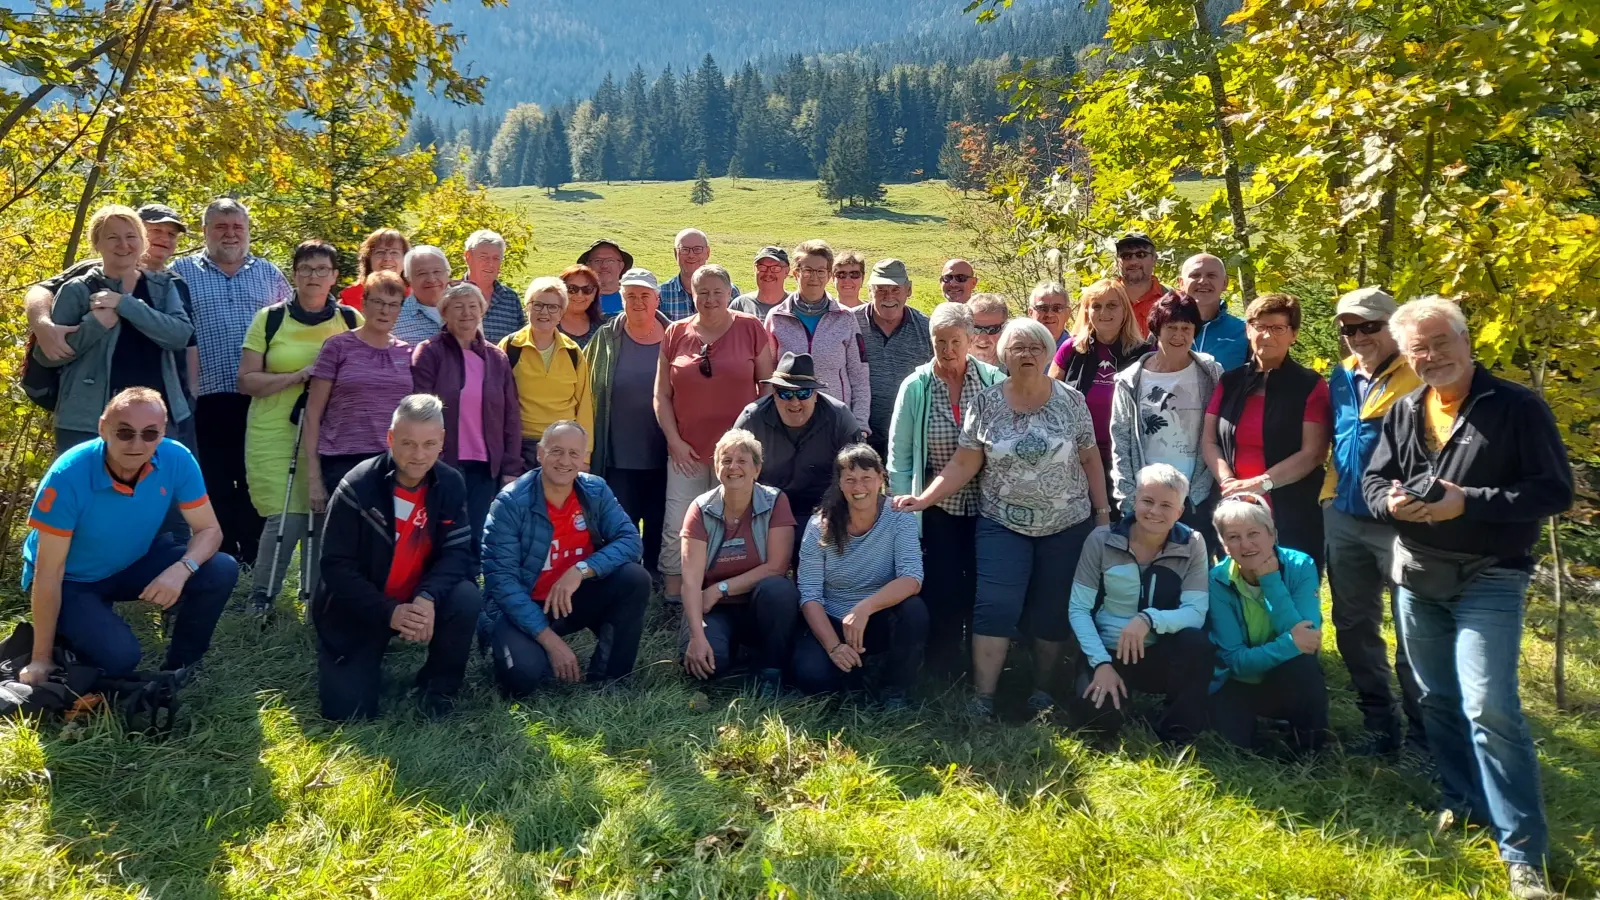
1397, 567, 1547, 865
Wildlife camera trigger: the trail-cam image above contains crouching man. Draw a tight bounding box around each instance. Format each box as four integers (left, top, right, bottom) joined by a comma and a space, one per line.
19, 388, 237, 685
482, 419, 650, 694
312, 394, 481, 720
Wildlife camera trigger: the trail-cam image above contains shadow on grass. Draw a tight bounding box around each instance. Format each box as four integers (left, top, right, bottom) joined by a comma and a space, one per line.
832, 206, 947, 225
548, 189, 605, 202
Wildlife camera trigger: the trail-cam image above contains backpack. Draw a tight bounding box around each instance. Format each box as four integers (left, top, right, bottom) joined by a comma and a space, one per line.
263, 302, 359, 352
504, 341, 581, 372
0, 623, 187, 735
21, 335, 60, 410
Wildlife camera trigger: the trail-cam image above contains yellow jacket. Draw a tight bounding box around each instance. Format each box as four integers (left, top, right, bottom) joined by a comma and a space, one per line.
500, 327, 594, 451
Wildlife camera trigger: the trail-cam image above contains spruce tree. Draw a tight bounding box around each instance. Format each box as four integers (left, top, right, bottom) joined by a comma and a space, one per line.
517, 120, 541, 188
818, 113, 884, 208
538, 111, 572, 194
691, 160, 715, 205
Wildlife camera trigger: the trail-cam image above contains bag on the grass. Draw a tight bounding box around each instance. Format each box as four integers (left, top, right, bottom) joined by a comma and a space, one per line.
0, 622, 184, 733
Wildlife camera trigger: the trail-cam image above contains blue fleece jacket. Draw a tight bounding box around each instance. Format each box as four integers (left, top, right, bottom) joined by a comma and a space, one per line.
1205, 547, 1321, 693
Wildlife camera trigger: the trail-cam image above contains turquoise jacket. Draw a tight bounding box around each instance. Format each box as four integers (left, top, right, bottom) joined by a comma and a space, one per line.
886, 356, 1005, 499
1205, 547, 1321, 693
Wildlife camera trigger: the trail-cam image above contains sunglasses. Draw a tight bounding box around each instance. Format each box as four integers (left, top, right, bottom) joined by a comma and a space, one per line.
940, 273, 974, 284
834, 271, 863, 280
775, 387, 815, 401
1118, 249, 1153, 261
114, 426, 164, 444
1339, 320, 1388, 337
697, 344, 713, 378
565, 283, 598, 296
1222, 492, 1269, 508
973, 323, 1005, 335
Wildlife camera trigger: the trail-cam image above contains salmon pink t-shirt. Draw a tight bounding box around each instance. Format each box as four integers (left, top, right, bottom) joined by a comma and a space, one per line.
664, 314, 768, 459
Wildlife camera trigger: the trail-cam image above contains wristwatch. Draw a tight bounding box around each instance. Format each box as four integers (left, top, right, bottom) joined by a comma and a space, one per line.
575, 560, 592, 578
179, 557, 200, 575
1259, 475, 1276, 492
717, 581, 730, 598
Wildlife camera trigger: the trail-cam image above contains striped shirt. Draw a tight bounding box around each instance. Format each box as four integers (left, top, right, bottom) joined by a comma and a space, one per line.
658, 273, 741, 322
798, 500, 924, 619
856, 304, 932, 441
480, 280, 527, 344
171, 252, 290, 396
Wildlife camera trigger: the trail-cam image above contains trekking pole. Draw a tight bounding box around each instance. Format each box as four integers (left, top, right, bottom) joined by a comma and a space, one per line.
257, 391, 310, 619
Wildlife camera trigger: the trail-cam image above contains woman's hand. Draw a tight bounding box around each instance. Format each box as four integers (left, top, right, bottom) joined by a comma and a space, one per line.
699, 585, 723, 613
892, 494, 929, 513
89, 289, 122, 312
841, 603, 873, 652
684, 632, 717, 679
296, 365, 315, 385
1290, 620, 1321, 655
1116, 614, 1150, 665
667, 437, 701, 477
827, 640, 863, 673
308, 479, 329, 514
1082, 664, 1127, 710
1248, 551, 1280, 580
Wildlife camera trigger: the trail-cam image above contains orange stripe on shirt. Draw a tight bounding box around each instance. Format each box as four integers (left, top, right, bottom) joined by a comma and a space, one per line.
28, 518, 73, 537
179, 494, 210, 511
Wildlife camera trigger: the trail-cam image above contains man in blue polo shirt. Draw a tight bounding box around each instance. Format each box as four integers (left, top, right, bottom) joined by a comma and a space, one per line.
18, 387, 239, 686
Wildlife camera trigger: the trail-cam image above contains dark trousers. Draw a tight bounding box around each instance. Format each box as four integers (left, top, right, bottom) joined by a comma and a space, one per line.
196, 392, 264, 563
458, 460, 499, 550
679, 575, 800, 674
607, 467, 667, 576
920, 507, 977, 672
1210, 653, 1330, 752
316, 579, 482, 720
1070, 627, 1214, 741
1180, 491, 1221, 562
791, 596, 929, 694
490, 563, 651, 695
319, 452, 377, 495
52, 536, 238, 676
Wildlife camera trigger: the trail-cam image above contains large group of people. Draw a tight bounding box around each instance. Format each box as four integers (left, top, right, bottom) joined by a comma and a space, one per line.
11, 202, 1574, 899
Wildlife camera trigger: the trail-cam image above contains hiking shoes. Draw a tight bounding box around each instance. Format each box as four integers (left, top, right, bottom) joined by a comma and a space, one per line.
1507, 863, 1556, 900
966, 694, 997, 725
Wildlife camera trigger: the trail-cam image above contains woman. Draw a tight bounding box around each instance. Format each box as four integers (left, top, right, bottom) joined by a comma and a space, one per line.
502, 276, 594, 468
680, 429, 802, 695
412, 282, 524, 542
1206, 492, 1327, 754
42, 204, 193, 454
588, 267, 671, 577
393, 245, 452, 344
897, 319, 1111, 722
831, 250, 867, 308
304, 270, 415, 513
655, 263, 776, 603
1110, 293, 1223, 556
339, 228, 409, 311
558, 263, 605, 348
1067, 464, 1213, 742
239, 239, 362, 615
766, 240, 871, 429
886, 302, 1005, 674
1200, 293, 1331, 570
792, 444, 926, 706
1050, 279, 1149, 517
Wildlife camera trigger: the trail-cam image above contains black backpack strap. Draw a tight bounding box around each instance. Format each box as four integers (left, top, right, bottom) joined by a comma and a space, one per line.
505, 343, 522, 369
340, 306, 358, 330
567, 346, 580, 370
263, 304, 288, 350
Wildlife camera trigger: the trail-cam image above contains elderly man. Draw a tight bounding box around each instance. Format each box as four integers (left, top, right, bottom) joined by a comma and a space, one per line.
1322, 288, 1425, 758
658, 228, 741, 322
482, 420, 650, 694
733, 352, 863, 531
312, 394, 480, 720
577, 238, 634, 318
392, 245, 452, 344
939, 258, 978, 303
171, 199, 291, 563
1362, 298, 1572, 900
1028, 281, 1071, 348
730, 246, 788, 321
462, 230, 527, 343
17, 388, 238, 687
1179, 253, 1248, 372
1112, 232, 1175, 335
855, 259, 930, 457
967, 293, 1010, 368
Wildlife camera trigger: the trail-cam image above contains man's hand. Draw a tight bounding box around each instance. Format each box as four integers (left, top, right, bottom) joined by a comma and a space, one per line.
1290, 620, 1321, 655
543, 566, 583, 621
1116, 615, 1150, 665
33, 321, 78, 361
842, 603, 873, 652
1386, 482, 1431, 523
1083, 664, 1127, 710
538, 630, 582, 683
684, 632, 716, 679
1423, 480, 1467, 523
19, 659, 55, 687
410, 597, 435, 644
827, 640, 863, 673
390, 602, 430, 642
139, 562, 191, 609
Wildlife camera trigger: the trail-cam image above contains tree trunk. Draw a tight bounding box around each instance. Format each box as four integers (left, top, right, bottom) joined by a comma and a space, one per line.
1192, 0, 1255, 301
1375, 171, 1398, 290
1529, 352, 1569, 711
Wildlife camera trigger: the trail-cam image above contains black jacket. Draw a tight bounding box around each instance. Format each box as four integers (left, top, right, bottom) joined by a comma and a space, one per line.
312, 453, 477, 652
733, 392, 863, 523
1361, 365, 1572, 568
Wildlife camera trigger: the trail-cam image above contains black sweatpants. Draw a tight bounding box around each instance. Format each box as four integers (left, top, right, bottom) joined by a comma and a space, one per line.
1070, 627, 1214, 742
1210, 653, 1329, 752
791, 596, 929, 695
607, 467, 667, 577
490, 563, 651, 695
920, 507, 977, 673
195, 392, 264, 562
679, 575, 801, 675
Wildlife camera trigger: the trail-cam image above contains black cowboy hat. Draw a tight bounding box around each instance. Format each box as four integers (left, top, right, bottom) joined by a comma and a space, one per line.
761, 352, 827, 391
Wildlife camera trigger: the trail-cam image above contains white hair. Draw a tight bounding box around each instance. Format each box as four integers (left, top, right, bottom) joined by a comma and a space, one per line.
440, 281, 485, 311
403, 245, 450, 281
968, 293, 1011, 319
523, 275, 569, 311
997, 317, 1056, 359
928, 301, 974, 338
392, 393, 445, 430
1136, 463, 1190, 499
464, 229, 506, 254
1029, 281, 1068, 304
201, 198, 249, 228
1389, 296, 1469, 344
1212, 494, 1277, 538
674, 227, 709, 248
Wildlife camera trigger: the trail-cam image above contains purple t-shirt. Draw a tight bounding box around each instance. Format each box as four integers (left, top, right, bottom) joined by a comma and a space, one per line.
311, 331, 414, 456
1054, 337, 1117, 464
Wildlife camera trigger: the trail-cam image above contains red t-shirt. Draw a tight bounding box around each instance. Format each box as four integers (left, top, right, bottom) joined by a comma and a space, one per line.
384, 482, 432, 601
532, 491, 595, 602
683, 492, 797, 589
1206, 379, 1331, 480
339, 283, 365, 312
663, 314, 768, 460
1131, 281, 1168, 337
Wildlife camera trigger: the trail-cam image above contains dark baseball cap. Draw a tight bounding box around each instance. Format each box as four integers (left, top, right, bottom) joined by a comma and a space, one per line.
138, 204, 187, 232
1112, 231, 1155, 252
755, 246, 789, 266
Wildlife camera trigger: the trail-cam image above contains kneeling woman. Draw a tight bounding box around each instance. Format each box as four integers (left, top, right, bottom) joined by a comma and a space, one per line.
1206, 493, 1327, 753
681, 429, 801, 694
1068, 463, 1213, 742
792, 445, 927, 706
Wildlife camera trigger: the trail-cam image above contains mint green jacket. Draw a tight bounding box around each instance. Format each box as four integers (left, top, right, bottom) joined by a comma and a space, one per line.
886, 356, 1005, 501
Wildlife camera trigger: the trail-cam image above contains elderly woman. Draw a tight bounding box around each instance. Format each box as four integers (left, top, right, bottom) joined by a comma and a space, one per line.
1206, 492, 1327, 753
1110, 293, 1223, 557
886, 302, 1005, 674
1201, 293, 1331, 570
897, 318, 1111, 722
412, 282, 524, 542
1028, 281, 1072, 348
558, 263, 605, 348
792, 445, 926, 706
680, 429, 802, 695
1067, 464, 1213, 741
766, 240, 871, 429
502, 276, 594, 468
339, 228, 409, 311
588, 267, 672, 577
966, 293, 1010, 369
389, 245, 449, 344
304, 270, 415, 513
655, 263, 776, 603
239, 239, 362, 616
831, 250, 867, 308
41, 204, 194, 454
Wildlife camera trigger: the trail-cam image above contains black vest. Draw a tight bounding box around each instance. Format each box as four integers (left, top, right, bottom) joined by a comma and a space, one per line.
1215, 356, 1324, 514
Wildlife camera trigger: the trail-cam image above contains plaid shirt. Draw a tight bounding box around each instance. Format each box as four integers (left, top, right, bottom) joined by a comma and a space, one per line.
480, 280, 527, 343
927, 365, 985, 516
171, 252, 290, 396
657, 273, 741, 322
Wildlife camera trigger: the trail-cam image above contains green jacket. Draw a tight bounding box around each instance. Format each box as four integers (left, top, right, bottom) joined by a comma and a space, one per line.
584, 310, 671, 475
886, 356, 1005, 506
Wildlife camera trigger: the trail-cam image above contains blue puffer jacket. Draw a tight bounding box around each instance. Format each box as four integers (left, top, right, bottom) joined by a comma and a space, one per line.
480, 470, 642, 639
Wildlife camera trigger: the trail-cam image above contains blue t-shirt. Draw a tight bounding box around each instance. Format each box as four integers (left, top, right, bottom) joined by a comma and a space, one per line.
22, 438, 207, 588
599, 291, 623, 317
796, 309, 824, 337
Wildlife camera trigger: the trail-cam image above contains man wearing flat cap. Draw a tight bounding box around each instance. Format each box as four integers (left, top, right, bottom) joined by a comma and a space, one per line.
855, 258, 930, 458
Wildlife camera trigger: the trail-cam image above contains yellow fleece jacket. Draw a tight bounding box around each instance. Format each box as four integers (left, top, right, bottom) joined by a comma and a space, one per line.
500, 326, 594, 451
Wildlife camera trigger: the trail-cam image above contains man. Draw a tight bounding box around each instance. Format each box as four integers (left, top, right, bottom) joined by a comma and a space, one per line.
482, 420, 650, 694
939, 258, 978, 303
1362, 297, 1572, 900
732, 353, 863, 530
576, 239, 634, 318
1028, 281, 1071, 348
171, 198, 291, 564
1113, 232, 1174, 335
854, 259, 930, 457
1178, 253, 1248, 372
967, 293, 1010, 368
730, 246, 788, 321
393, 245, 452, 345
312, 394, 481, 720
463, 230, 527, 343
658, 228, 741, 322
17, 389, 238, 686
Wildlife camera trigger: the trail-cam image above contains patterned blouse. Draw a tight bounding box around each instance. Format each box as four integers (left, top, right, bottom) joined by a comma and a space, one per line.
958, 380, 1097, 537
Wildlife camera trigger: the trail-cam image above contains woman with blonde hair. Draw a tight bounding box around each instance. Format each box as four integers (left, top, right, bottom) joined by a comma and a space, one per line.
502, 276, 593, 468
831, 250, 868, 308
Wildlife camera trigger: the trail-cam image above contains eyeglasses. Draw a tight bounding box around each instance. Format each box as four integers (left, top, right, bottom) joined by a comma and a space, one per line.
366, 298, 404, 311
973, 323, 1005, 335
528, 301, 563, 314
834, 271, 863, 280
1118, 249, 1153, 261
676, 245, 709, 256
1339, 320, 1388, 337
798, 266, 830, 278
114, 425, 163, 444
756, 262, 787, 274
1249, 322, 1293, 337
296, 266, 335, 278
1031, 304, 1068, 315
1008, 344, 1049, 357
775, 387, 814, 401
588, 257, 624, 269
940, 273, 974, 284
697, 343, 713, 378
565, 283, 598, 296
